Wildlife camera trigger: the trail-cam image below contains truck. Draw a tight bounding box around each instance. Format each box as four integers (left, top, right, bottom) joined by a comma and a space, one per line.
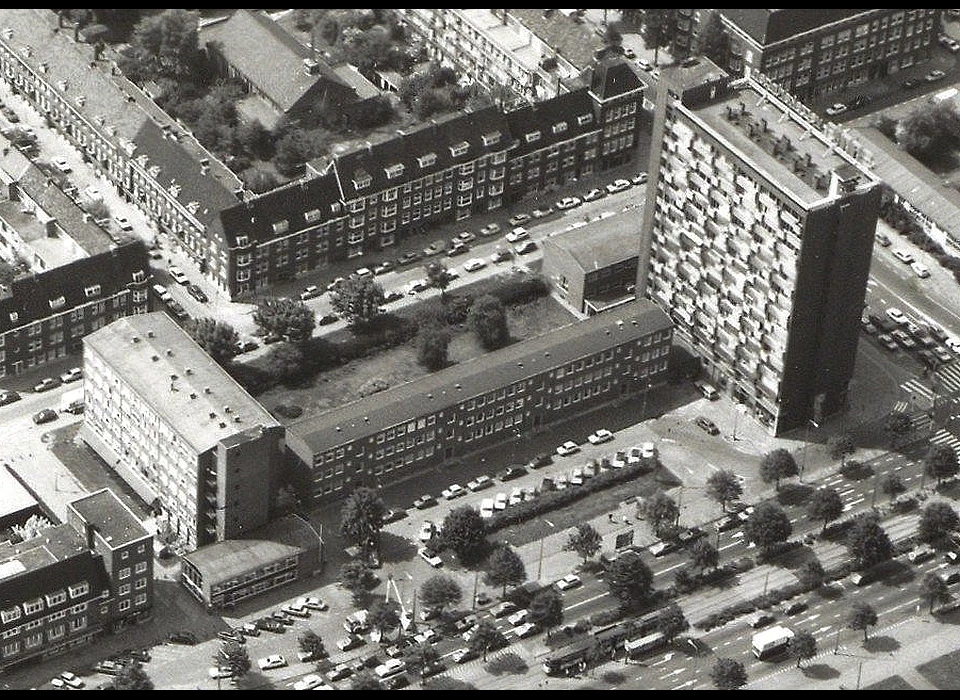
60, 387, 85, 414
752, 625, 794, 659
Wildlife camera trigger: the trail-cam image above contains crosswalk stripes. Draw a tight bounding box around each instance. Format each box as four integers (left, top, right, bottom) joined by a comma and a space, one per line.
892, 400, 909, 413
930, 428, 960, 461
900, 378, 935, 404
911, 413, 933, 432
934, 362, 960, 397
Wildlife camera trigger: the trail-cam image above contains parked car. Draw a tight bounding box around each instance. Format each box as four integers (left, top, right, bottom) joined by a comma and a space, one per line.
513, 622, 540, 639
505, 227, 529, 243
169, 630, 198, 645
528, 453, 552, 469
51, 156, 72, 173
605, 178, 632, 194
373, 260, 396, 275
467, 475, 494, 491
556, 573, 582, 591
32, 408, 58, 425
479, 498, 495, 519
34, 377, 61, 392
187, 283, 208, 303
447, 240, 471, 257
911, 262, 930, 278
491, 601, 519, 618
508, 213, 531, 226
632, 173, 649, 185
418, 521, 436, 542
396, 251, 423, 266
419, 549, 443, 568
463, 257, 487, 272
926, 69, 947, 82
442, 483, 467, 500
326, 664, 353, 682
422, 240, 446, 257
875, 232, 891, 247
168, 266, 189, 285
337, 635, 365, 652
556, 440, 580, 456
588, 428, 614, 445
825, 102, 848, 117
497, 465, 528, 481
382, 508, 407, 524
885, 307, 908, 325
532, 206, 554, 218
494, 492, 508, 511
300, 285, 322, 300
60, 367, 82, 383
59, 672, 84, 689
893, 249, 915, 265
271, 610, 295, 625
582, 188, 605, 202
254, 617, 285, 633
94, 660, 124, 676
479, 222, 501, 237
0, 390, 21, 406
413, 494, 437, 510
165, 298, 189, 321
114, 214, 133, 232
452, 647, 480, 664
257, 654, 287, 671
555, 196, 582, 210
781, 600, 809, 616
514, 239, 538, 255
490, 247, 514, 264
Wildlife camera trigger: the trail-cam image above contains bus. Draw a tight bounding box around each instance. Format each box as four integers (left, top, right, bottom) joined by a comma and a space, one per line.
542, 640, 594, 676
625, 631, 667, 659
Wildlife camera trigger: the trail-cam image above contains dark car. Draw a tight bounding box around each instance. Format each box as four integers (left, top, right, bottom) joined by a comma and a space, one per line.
0, 390, 20, 406
118, 648, 151, 664
373, 261, 396, 275
318, 314, 339, 326
902, 77, 922, 89
169, 630, 198, 645
165, 298, 189, 320
695, 416, 720, 435
218, 629, 246, 645
497, 465, 528, 481
255, 617, 286, 633
186, 283, 208, 303
382, 674, 410, 690
32, 409, 58, 425
384, 290, 404, 303
413, 494, 438, 510
678, 526, 706, 545
383, 508, 407, 524
528, 453, 552, 469
397, 251, 423, 266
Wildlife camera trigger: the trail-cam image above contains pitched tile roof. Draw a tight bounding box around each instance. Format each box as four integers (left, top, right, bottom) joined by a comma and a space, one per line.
587, 58, 645, 101
719, 9, 867, 46
0, 241, 148, 333
502, 88, 597, 158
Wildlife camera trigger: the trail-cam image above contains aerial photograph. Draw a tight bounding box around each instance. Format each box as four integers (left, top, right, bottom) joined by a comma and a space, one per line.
2, 7, 960, 691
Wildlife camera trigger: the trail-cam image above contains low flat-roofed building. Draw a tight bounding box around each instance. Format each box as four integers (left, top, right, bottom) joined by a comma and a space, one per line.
180, 514, 322, 610
0, 467, 44, 536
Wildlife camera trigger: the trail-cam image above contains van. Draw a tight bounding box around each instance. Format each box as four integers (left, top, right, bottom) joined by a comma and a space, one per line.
152, 283, 171, 301
374, 658, 406, 679
694, 380, 719, 400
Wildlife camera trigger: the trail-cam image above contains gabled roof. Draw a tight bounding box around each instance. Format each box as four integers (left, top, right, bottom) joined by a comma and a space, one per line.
331, 105, 510, 201
219, 171, 344, 247
503, 88, 597, 159
0, 241, 148, 334
588, 58, 645, 101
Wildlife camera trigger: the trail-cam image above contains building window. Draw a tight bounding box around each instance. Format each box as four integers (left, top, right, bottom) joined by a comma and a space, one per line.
119, 567, 130, 580
0, 607, 20, 624
450, 142, 469, 157
45, 591, 67, 607
135, 561, 147, 574
23, 599, 43, 616
525, 130, 541, 143
135, 577, 147, 590
119, 583, 131, 596
418, 153, 437, 168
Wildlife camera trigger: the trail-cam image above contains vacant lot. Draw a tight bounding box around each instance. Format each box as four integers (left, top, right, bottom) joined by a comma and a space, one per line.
257, 292, 577, 422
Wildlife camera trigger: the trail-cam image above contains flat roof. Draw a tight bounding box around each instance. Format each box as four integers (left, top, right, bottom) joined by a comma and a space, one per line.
68, 489, 149, 548
545, 218, 640, 271
289, 298, 672, 452
83, 313, 280, 455
0, 466, 38, 518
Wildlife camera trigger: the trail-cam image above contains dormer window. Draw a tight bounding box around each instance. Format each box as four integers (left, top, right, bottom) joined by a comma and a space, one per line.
236, 235, 249, 247
49, 296, 66, 310
417, 153, 437, 168
84, 284, 101, 298
552, 121, 568, 135
577, 113, 594, 126
525, 131, 541, 144
132, 270, 146, 283
304, 209, 322, 224
385, 163, 404, 179
352, 172, 372, 190
449, 142, 469, 158
8, 312, 17, 323
272, 220, 289, 235
482, 132, 501, 147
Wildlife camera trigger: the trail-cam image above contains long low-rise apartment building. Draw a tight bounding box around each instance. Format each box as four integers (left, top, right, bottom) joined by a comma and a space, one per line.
286, 300, 672, 504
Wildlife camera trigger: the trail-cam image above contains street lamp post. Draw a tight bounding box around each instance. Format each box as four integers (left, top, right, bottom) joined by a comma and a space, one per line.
800, 419, 820, 482
641, 381, 653, 419
536, 518, 555, 581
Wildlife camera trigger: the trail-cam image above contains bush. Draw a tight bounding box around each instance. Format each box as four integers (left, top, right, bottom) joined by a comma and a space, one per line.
273, 404, 303, 419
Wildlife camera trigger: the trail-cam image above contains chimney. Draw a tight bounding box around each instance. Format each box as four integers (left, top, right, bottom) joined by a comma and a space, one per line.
85, 522, 96, 550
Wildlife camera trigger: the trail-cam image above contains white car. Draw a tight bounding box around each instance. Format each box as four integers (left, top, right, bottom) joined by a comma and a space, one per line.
508, 487, 524, 506
556, 440, 580, 456
946, 336, 960, 354
555, 196, 582, 210
419, 549, 443, 568
293, 674, 331, 691
442, 484, 466, 500
512, 622, 539, 638
208, 666, 233, 680
406, 278, 429, 295
610, 450, 628, 469
479, 498, 495, 519
51, 156, 72, 173
513, 240, 538, 255
641, 442, 657, 459
297, 596, 328, 611
507, 609, 529, 626
892, 249, 915, 264
569, 468, 584, 486
494, 492, 508, 510
555, 474, 569, 490
418, 521, 435, 542
505, 227, 529, 243
168, 266, 189, 285
467, 475, 493, 491
59, 367, 82, 383
463, 257, 487, 273
114, 215, 133, 231
556, 573, 582, 591
605, 178, 632, 194
825, 102, 848, 117
60, 672, 84, 689
588, 429, 614, 445
885, 307, 908, 325
257, 654, 287, 671
911, 262, 930, 278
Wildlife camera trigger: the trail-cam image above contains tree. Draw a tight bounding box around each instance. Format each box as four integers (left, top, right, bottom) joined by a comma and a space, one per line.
743, 502, 792, 551
351, 671, 382, 690
710, 657, 747, 690
827, 433, 857, 466
605, 550, 654, 611
185, 317, 239, 364
699, 12, 730, 69
641, 9, 677, 65
925, 444, 960, 486
880, 473, 906, 501
918, 502, 960, 545
217, 641, 251, 680
563, 523, 602, 565
404, 643, 441, 680
467, 294, 510, 350
759, 448, 798, 491
640, 490, 680, 538
419, 574, 463, 615
897, 100, 960, 162
689, 538, 719, 572
339, 487, 386, 559
846, 514, 894, 570
807, 487, 844, 532
121, 9, 200, 81
798, 559, 826, 589
330, 276, 386, 327
114, 660, 154, 690
468, 619, 507, 661
298, 630, 327, 661
440, 506, 487, 565
274, 128, 322, 177
265, 342, 304, 381
340, 560, 377, 606
11, 514, 55, 542
418, 326, 450, 371
788, 630, 817, 668
656, 602, 689, 642
884, 410, 913, 447
705, 470, 743, 513
848, 602, 878, 642
368, 600, 401, 637
426, 261, 454, 300
253, 297, 316, 343
0, 260, 20, 286
527, 588, 564, 638
484, 544, 526, 595
920, 572, 951, 613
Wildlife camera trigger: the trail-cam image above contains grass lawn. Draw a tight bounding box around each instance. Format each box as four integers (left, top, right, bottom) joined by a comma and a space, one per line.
916, 647, 960, 689
257, 289, 577, 422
